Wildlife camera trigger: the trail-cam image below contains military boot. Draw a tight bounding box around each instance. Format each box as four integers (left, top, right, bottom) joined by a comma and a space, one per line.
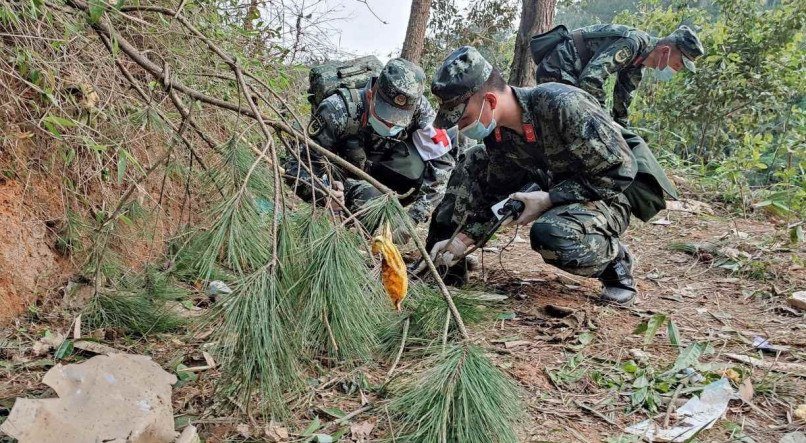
598, 245, 637, 306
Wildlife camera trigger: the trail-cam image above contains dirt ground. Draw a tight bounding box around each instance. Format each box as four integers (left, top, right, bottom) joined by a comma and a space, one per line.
1, 200, 803, 442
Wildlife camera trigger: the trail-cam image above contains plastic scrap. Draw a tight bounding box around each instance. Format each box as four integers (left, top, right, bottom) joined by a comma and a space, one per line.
625, 378, 735, 442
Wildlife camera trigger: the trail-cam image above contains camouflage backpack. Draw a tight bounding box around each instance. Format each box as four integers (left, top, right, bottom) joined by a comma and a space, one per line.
308, 55, 383, 107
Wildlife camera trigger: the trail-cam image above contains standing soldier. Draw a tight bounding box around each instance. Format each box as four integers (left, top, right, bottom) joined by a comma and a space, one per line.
286, 58, 454, 241
420, 47, 678, 306
530, 24, 704, 126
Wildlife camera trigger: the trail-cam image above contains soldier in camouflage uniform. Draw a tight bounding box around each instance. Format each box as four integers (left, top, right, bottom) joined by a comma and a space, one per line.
286, 58, 454, 239
421, 46, 677, 306
531, 24, 704, 126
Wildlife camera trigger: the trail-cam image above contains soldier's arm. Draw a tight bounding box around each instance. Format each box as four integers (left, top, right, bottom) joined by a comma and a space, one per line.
459, 147, 531, 243
578, 38, 639, 108
546, 92, 637, 205
612, 67, 643, 126
409, 151, 455, 223
284, 98, 346, 202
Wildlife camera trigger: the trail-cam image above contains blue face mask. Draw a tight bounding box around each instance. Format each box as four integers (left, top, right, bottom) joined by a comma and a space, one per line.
654, 66, 676, 82
460, 98, 496, 140
369, 113, 404, 137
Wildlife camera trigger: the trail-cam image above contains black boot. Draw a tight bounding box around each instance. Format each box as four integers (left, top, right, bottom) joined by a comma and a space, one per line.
598, 245, 637, 306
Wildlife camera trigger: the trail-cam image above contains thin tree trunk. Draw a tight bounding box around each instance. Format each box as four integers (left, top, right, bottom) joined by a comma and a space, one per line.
401, 0, 433, 64
509, 0, 557, 87
243, 0, 258, 30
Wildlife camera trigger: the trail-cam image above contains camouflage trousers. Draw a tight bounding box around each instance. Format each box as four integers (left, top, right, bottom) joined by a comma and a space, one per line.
426, 145, 632, 278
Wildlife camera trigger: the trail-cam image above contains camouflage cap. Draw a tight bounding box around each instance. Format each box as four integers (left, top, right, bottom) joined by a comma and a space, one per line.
374, 58, 426, 127
669, 25, 704, 72
431, 46, 493, 128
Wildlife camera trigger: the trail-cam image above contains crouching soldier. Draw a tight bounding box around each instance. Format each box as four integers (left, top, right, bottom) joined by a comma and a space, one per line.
421, 47, 678, 306
285, 58, 454, 241
530, 24, 704, 126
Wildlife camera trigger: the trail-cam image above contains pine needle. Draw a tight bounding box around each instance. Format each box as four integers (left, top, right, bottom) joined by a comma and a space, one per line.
210, 264, 302, 416
389, 343, 522, 443
379, 283, 486, 357
293, 213, 389, 362
83, 268, 187, 335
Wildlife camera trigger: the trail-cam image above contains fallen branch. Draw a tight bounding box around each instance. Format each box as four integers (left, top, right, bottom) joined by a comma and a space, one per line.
64, 0, 469, 340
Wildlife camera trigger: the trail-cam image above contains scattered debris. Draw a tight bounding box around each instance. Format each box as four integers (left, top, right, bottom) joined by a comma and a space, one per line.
796, 404, 806, 422
73, 340, 119, 355
651, 218, 672, 226
752, 336, 789, 354
264, 423, 290, 442
349, 420, 375, 441
176, 425, 200, 443
625, 378, 735, 442
513, 234, 528, 244
0, 353, 177, 442
205, 280, 233, 298
665, 199, 714, 215
738, 378, 754, 403
788, 291, 806, 311
31, 332, 65, 357
503, 340, 531, 349
544, 304, 574, 318
725, 353, 806, 377
780, 432, 806, 443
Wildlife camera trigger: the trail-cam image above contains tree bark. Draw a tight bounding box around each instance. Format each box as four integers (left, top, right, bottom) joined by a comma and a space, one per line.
400, 0, 433, 64
508, 0, 557, 87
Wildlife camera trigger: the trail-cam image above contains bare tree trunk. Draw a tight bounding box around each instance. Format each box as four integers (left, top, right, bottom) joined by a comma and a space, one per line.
509, 0, 557, 87
401, 0, 433, 64
243, 0, 258, 30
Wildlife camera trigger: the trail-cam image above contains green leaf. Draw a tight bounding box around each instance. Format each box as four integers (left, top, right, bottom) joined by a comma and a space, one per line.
642, 313, 668, 345
54, 339, 73, 359
117, 153, 127, 184
496, 312, 516, 320
302, 417, 321, 436
667, 320, 680, 347
668, 342, 710, 375
621, 360, 639, 374
312, 434, 333, 443
320, 407, 345, 419
175, 364, 197, 382
88, 0, 105, 23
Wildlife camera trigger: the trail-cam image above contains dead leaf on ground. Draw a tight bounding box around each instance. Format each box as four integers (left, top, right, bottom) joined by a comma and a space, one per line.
738, 378, 754, 403
264, 423, 290, 442
350, 420, 375, 441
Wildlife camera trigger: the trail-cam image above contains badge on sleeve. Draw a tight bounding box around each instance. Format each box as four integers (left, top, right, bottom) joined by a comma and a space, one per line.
614, 46, 633, 63
308, 114, 324, 136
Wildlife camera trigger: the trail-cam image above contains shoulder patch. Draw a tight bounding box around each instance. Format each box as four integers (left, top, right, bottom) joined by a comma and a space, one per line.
308, 114, 324, 136
614, 46, 633, 64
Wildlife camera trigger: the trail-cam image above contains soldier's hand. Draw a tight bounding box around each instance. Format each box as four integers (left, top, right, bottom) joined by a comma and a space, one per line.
510, 191, 552, 225
326, 181, 345, 210
415, 234, 472, 273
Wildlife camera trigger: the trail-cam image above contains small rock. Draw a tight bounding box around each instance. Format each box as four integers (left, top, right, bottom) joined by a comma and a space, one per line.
206, 280, 233, 298
788, 291, 806, 311
795, 404, 806, 422
176, 425, 200, 443
629, 348, 650, 365
513, 234, 527, 244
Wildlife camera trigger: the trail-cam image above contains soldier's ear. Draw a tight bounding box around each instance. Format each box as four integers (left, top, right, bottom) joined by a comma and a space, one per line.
485, 92, 498, 111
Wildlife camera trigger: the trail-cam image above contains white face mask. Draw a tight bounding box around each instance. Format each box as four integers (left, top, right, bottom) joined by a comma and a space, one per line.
654, 66, 676, 81
369, 113, 404, 137
654, 49, 677, 82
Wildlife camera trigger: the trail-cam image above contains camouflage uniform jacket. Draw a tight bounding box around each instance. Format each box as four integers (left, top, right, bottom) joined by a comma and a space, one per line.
293, 78, 454, 222
458, 82, 638, 241
538, 24, 655, 126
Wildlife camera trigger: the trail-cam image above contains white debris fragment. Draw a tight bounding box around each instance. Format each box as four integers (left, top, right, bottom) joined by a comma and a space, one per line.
625, 378, 735, 442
